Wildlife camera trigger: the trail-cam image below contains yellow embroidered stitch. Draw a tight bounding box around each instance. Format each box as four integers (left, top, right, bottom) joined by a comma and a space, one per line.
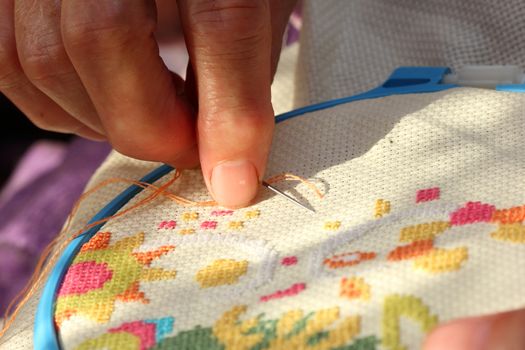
54, 232, 177, 324
382, 294, 439, 350
195, 259, 248, 288
413, 247, 468, 273
324, 221, 341, 231
228, 221, 244, 230
491, 223, 525, 243
340, 276, 371, 301
268, 308, 360, 350
244, 210, 260, 219
399, 221, 450, 242
181, 212, 199, 222
178, 228, 195, 235
213, 305, 360, 350
375, 199, 391, 218
213, 305, 263, 350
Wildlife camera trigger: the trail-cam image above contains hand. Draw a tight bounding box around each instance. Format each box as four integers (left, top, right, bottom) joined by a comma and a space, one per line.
425, 308, 525, 349
0, 0, 297, 208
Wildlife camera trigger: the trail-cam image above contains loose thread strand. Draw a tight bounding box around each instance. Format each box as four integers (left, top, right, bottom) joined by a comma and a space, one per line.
0, 170, 322, 338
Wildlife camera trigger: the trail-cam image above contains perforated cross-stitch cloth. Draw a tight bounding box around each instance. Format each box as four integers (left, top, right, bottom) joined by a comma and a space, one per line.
3, 1, 525, 349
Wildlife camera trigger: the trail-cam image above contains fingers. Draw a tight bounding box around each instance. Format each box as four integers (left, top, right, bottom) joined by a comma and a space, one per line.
178, 0, 276, 208
59, 0, 198, 166
14, 0, 104, 134
0, 0, 103, 140
424, 309, 525, 350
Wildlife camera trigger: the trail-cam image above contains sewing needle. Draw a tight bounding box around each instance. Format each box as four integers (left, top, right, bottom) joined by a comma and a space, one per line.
261, 181, 316, 213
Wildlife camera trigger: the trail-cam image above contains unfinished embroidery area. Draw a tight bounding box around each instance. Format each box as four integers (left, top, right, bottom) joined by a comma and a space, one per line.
3, 88, 525, 350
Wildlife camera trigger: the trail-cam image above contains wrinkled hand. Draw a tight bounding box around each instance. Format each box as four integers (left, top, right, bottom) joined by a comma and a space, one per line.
424, 308, 525, 350
0, 0, 296, 208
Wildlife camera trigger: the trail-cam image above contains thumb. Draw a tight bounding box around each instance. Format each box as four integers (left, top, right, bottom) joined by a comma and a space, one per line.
424, 309, 525, 350
178, 0, 274, 208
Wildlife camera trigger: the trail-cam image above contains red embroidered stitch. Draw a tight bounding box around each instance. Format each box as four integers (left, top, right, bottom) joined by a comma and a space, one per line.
281, 256, 298, 266
58, 261, 113, 296
211, 210, 234, 216
157, 220, 177, 230
109, 321, 157, 350
450, 202, 495, 226
416, 188, 440, 203
260, 283, 306, 302
200, 221, 218, 230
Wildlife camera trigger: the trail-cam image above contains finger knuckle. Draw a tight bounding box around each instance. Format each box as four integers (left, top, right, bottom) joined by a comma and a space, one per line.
18, 38, 71, 88
189, 0, 268, 38
0, 32, 24, 91
62, 6, 156, 54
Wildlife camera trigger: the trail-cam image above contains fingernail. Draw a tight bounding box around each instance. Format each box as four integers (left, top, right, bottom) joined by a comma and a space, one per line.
211, 160, 259, 208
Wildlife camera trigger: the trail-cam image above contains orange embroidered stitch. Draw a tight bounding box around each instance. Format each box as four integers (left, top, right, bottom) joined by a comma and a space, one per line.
340, 277, 371, 301
399, 221, 450, 242
387, 240, 434, 261
324, 221, 342, 231
80, 231, 110, 252
375, 199, 391, 218
132, 245, 175, 266
323, 251, 377, 269
181, 212, 199, 222
265, 173, 324, 199
244, 210, 260, 219
491, 205, 525, 224
228, 221, 244, 230
178, 228, 195, 235
54, 232, 177, 325
115, 281, 147, 303
211, 210, 234, 216
491, 223, 525, 243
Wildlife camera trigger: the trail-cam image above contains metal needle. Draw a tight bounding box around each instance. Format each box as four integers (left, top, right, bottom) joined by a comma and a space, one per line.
261, 181, 316, 213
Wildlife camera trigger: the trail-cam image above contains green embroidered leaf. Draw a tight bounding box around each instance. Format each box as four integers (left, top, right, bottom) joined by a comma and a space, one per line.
152, 326, 223, 350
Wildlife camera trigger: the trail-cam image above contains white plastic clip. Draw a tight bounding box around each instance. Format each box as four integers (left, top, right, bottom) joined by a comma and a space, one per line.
442, 65, 525, 89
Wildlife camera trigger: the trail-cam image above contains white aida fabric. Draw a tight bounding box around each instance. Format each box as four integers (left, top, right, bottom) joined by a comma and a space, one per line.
3, 88, 525, 350
4, 0, 525, 349
296, 0, 525, 105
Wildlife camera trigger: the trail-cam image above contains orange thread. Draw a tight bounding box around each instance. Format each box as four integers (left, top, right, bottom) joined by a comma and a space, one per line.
132, 245, 175, 266
323, 251, 376, 269
80, 231, 111, 252
491, 205, 525, 224
387, 240, 434, 261
265, 173, 324, 199
0, 170, 315, 337
1, 171, 183, 336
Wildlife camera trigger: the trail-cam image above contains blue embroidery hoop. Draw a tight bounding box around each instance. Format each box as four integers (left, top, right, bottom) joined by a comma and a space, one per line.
33, 66, 525, 349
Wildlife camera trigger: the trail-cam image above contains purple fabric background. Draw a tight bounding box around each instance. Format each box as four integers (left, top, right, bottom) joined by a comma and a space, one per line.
0, 139, 110, 313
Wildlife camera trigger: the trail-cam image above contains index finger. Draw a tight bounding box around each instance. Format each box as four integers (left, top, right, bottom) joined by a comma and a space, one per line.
61, 0, 198, 166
